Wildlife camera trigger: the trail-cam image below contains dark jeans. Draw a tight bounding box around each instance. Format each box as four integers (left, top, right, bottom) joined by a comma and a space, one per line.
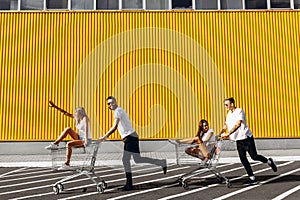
236, 136, 268, 177
122, 132, 164, 186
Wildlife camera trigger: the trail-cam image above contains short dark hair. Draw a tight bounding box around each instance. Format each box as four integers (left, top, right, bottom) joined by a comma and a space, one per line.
106, 96, 116, 102
224, 97, 235, 104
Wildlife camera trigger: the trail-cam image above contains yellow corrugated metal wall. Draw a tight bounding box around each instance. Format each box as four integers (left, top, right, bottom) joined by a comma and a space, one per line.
0, 11, 299, 141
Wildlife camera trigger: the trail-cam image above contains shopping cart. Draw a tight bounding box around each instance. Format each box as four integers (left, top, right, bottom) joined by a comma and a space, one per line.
169, 138, 231, 189
50, 141, 107, 194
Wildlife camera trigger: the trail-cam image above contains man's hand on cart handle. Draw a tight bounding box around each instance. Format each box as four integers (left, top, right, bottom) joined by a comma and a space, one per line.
219, 133, 229, 140
98, 136, 107, 143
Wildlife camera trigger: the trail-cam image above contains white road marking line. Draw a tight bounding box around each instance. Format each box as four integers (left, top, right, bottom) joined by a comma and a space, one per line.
3, 167, 49, 174
106, 163, 235, 200
0, 165, 161, 190
272, 185, 300, 200
109, 183, 179, 200
59, 173, 189, 200
0, 164, 175, 197
0, 168, 27, 178
0, 169, 55, 178
59, 163, 236, 200
157, 163, 262, 200
10, 165, 189, 200
158, 161, 294, 200
9, 192, 54, 200
202, 162, 261, 179
106, 166, 190, 184
1, 165, 120, 179
0, 171, 73, 183
213, 167, 300, 200
0, 164, 147, 183
160, 183, 221, 200
0, 176, 62, 189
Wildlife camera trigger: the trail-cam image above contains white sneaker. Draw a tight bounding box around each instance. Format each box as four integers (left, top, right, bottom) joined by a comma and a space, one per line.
45, 143, 59, 150
58, 163, 70, 170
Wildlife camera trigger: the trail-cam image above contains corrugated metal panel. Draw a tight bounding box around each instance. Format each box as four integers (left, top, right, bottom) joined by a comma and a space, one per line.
0, 11, 299, 141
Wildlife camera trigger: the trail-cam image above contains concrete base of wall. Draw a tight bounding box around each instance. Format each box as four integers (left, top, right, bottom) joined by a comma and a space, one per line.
0, 139, 299, 155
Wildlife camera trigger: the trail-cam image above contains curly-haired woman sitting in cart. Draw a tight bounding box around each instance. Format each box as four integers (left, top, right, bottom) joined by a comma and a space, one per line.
170, 119, 215, 161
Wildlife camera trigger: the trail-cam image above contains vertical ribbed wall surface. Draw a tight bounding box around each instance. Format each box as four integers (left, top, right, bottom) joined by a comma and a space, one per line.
0, 11, 299, 141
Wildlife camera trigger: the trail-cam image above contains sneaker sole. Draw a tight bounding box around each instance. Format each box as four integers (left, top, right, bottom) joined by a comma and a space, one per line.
243, 182, 258, 186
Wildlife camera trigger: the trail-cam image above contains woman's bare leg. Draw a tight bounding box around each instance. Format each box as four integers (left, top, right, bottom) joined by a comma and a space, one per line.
54, 127, 79, 145
197, 142, 210, 158
185, 147, 206, 160
65, 140, 84, 165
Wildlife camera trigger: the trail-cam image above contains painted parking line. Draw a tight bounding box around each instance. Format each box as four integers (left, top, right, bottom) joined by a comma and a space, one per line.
1, 165, 119, 179
272, 185, 300, 200
0, 165, 129, 183
59, 173, 188, 200
0, 171, 73, 184
0, 166, 114, 179
8, 165, 164, 200
109, 183, 179, 200
0, 176, 61, 189
6, 165, 180, 199
0, 168, 27, 178
58, 166, 192, 200
106, 163, 235, 200
158, 161, 293, 200
156, 162, 262, 200
0, 164, 165, 195
0, 169, 55, 178
107, 166, 190, 184
0, 164, 156, 188
213, 167, 300, 200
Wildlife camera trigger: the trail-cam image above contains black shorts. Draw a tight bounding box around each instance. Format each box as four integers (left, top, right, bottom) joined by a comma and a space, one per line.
122, 132, 140, 154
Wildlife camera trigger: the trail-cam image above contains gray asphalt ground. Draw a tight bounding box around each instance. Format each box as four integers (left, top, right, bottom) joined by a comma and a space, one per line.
0, 150, 299, 200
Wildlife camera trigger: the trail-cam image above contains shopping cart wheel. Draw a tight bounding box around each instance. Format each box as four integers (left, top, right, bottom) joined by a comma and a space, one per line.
217, 176, 225, 183
97, 182, 105, 194
53, 185, 60, 195
182, 182, 189, 190
226, 181, 232, 188
178, 178, 183, 186
57, 183, 64, 192
102, 180, 107, 189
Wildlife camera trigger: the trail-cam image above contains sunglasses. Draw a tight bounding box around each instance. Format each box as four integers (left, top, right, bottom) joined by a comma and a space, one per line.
107, 102, 114, 106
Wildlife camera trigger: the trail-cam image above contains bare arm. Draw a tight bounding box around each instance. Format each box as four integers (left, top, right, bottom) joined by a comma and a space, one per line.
49, 100, 73, 118
98, 118, 120, 142
219, 123, 227, 136
221, 120, 242, 138
228, 120, 242, 135
84, 117, 89, 146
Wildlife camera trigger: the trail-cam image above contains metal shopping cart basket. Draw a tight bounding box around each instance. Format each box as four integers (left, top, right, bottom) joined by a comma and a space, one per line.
169, 138, 231, 189
50, 141, 107, 194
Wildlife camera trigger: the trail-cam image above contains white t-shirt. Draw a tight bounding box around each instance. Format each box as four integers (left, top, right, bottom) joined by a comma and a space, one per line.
225, 108, 252, 141
201, 128, 215, 151
114, 107, 135, 139
201, 128, 215, 144
76, 117, 92, 140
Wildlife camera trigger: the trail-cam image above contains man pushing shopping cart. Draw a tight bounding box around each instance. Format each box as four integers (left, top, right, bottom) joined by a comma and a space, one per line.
98, 96, 167, 191
169, 119, 232, 189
